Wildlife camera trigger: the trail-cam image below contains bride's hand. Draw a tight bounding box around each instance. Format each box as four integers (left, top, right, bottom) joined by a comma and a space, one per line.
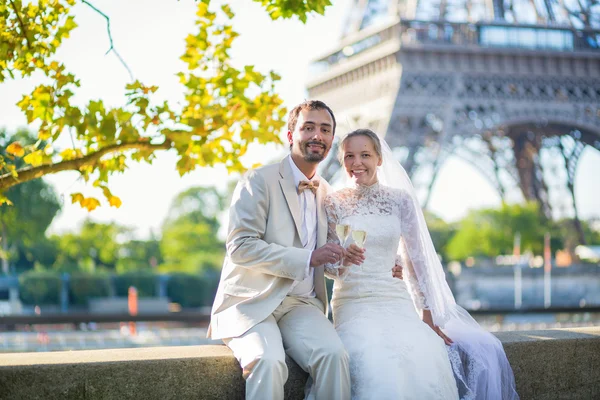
391, 258, 403, 279
422, 310, 453, 346
343, 244, 365, 266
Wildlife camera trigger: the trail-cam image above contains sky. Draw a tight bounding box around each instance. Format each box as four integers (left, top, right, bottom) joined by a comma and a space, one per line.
2, 0, 599, 239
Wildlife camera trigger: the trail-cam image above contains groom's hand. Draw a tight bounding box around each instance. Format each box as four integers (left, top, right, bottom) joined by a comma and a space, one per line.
310, 243, 345, 267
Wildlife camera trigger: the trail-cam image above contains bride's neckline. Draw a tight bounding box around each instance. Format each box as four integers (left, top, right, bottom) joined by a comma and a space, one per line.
352, 181, 380, 194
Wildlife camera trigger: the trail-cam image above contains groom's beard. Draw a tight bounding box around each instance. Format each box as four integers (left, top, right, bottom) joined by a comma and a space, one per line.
301, 140, 328, 163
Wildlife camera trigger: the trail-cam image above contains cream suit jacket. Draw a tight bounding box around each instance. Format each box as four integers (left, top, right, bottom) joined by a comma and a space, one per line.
208, 156, 330, 340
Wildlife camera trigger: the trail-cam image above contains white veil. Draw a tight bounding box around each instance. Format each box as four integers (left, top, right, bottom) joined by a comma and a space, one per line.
377, 139, 519, 400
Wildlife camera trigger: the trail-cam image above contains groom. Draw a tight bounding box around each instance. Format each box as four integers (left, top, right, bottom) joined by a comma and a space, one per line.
209, 100, 350, 399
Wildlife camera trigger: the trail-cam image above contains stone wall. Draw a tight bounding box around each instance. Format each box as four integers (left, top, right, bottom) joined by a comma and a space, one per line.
0, 327, 598, 400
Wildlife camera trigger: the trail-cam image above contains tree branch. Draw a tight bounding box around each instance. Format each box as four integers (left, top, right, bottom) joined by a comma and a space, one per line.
81, 0, 134, 80
9, 0, 32, 50
0, 140, 171, 191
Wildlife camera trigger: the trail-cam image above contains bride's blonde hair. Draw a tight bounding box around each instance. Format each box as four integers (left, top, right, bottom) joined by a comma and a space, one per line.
338, 128, 383, 163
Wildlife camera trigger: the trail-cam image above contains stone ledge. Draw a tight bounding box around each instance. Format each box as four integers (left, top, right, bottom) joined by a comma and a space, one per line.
0, 327, 598, 400
495, 327, 600, 400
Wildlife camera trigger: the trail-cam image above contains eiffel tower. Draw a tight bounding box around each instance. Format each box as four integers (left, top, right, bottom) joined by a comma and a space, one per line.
308, 0, 600, 243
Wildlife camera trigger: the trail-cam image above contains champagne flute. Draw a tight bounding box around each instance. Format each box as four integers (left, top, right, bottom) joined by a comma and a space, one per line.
351, 230, 368, 249
336, 224, 351, 246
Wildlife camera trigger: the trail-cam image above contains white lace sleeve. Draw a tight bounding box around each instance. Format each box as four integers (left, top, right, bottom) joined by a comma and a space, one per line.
324, 195, 348, 280
397, 239, 428, 310
398, 191, 429, 310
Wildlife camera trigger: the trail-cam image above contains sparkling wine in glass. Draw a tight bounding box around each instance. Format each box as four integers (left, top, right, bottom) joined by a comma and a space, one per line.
352, 230, 368, 249
336, 224, 351, 246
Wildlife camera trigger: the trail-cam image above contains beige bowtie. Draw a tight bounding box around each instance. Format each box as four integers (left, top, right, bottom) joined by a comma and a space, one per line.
298, 180, 319, 194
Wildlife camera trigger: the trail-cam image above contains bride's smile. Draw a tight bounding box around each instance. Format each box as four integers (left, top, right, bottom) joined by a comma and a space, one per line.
341, 135, 383, 186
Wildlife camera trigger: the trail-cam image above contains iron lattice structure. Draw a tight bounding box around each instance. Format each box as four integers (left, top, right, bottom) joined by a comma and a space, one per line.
308, 0, 600, 244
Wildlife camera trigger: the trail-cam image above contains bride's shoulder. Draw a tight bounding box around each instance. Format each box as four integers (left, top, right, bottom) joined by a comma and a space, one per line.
379, 184, 402, 196
379, 185, 410, 203
325, 187, 355, 206
326, 187, 352, 200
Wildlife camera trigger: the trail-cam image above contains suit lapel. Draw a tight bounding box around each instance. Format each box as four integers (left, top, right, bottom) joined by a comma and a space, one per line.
279, 157, 303, 240
314, 180, 328, 314
315, 180, 328, 247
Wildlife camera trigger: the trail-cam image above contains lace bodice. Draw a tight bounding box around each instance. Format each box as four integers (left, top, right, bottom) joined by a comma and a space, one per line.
324, 182, 428, 309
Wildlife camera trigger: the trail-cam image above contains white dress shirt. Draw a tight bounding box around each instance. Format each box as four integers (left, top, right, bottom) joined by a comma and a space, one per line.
287, 156, 316, 298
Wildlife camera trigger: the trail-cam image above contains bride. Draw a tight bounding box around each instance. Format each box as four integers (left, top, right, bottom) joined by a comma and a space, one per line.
324, 129, 519, 400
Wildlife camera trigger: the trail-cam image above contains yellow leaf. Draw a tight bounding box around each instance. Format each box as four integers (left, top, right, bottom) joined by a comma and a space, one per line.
196, 2, 209, 18
108, 196, 122, 208
81, 197, 100, 212
0, 195, 13, 206
70, 192, 84, 204
60, 148, 81, 160
6, 142, 25, 157
23, 150, 45, 166
6, 165, 18, 178
38, 127, 51, 140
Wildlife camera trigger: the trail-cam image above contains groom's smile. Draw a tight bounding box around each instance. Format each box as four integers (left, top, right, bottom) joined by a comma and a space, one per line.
288, 107, 335, 168
306, 141, 326, 153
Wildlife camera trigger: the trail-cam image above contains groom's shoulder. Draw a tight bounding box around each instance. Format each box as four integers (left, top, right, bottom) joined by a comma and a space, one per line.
245, 161, 280, 178
239, 161, 280, 186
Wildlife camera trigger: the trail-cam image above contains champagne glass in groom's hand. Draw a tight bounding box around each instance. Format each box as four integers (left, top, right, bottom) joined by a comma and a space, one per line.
335, 224, 351, 246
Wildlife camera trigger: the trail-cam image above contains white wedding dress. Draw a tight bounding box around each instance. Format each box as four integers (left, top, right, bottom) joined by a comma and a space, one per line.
325, 183, 459, 400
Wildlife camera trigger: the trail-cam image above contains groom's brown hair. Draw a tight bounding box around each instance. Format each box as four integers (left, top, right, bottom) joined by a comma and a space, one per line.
287, 100, 337, 136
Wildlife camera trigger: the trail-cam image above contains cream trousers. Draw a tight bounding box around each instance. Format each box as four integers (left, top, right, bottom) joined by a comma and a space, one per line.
224, 296, 350, 400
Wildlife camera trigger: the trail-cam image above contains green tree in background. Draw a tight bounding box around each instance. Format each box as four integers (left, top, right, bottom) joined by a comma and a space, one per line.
553, 218, 600, 253
117, 235, 162, 272
0, 129, 61, 274
446, 202, 555, 261
423, 210, 456, 261
1, 0, 332, 207
52, 220, 125, 272
160, 186, 225, 273
19, 270, 61, 305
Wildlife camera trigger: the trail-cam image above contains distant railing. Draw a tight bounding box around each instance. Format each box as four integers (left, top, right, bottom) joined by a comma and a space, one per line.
2, 306, 599, 326
400, 20, 600, 51
0, 311, 211, 326
309, 19, 600, 75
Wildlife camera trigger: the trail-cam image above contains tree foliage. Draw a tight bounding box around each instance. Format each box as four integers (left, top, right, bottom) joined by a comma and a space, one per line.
160, 186, 225, 273
0, 0, 332, 207
0, 129, 61, 272
117, 236, 162, 272
423, 210, 456, 261
19, 270, 61, 305
553, 217, 600, 252
69, 272, 111, 305
254, 0, 332, 22
51, 220, 125, 272
446, 202, 557, 261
